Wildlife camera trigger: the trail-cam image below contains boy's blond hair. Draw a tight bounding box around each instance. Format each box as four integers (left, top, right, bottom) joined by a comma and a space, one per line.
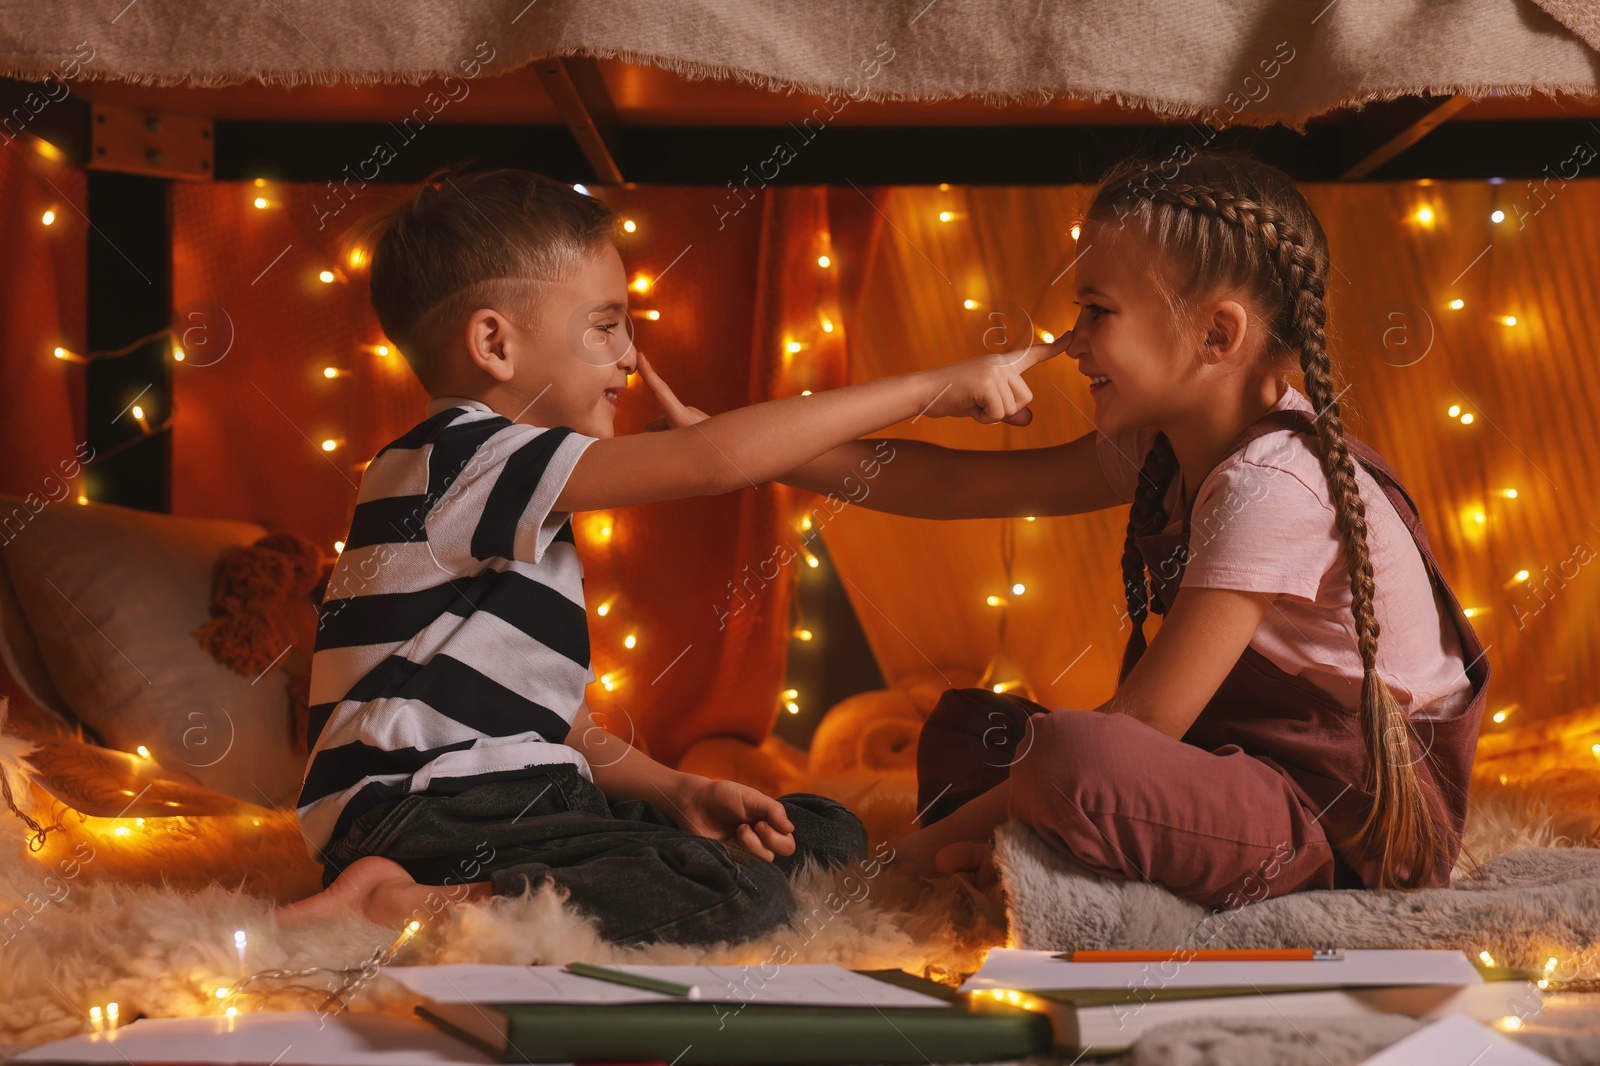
364, 165, 616, 393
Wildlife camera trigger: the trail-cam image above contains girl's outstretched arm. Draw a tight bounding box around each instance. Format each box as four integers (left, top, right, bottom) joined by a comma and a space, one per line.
779, 432, 1123, 519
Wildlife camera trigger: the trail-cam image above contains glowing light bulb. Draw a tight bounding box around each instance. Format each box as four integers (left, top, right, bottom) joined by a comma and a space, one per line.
114, 826, 129, 837
644, 309, 661, 321
805, 553, 819, 568
53, 346, 68, 360
963, 299, 977, 310
1024, 515, 1036, 522
1502, 488, 1519, 499
1415, 206, 1434, 225
799, 516, 813, 531
226, 1006, 238, 1018
794, 628, 814, 642
1460, 413, 1474, 425
1501, 1016, 1522, 1031
1040, 331, 1054, 343
596, 600, 612, 617
800, 389, 812, 395
630, 274, 652, 293
782, 688, 798, 700
106, 1004, 118, 1026
785, 701, 800, 714
1491, 210, 1505, 223
173, 346, 186, 362
821, 317, 834, 333
1480, 950, 1496, 966
600, 672, 617, 691
318, 270, 335, 283
623, 633, 637, 649
41, 209, 56, 225
90, 1006, 102, 1029
334, 540, 345, 553
622, 218, 637, 233
131, 405, 145, 420
375, 344, 391, 356
938, 211, 954, 222
348, 248, 364, 268
1449, 298, 1465, 310
785, 341, 802, 354
1514, 569, 1530, 582
1493, 710, 1507, 723
817, 254, 831, 268
1473, 510, 1486, 524
322, 439, 339, 451
1070, 224, 1081, 240
323, 367, 339, 378
216, 988, 230, 999
986, 595, 1007, 607
136, 745, 151, 759
1011, 582, 1026, 596
253, 197, 269, 210
1501, 315, 1517, 327
572, 184, 590, 196
1463, 607, 1477, 618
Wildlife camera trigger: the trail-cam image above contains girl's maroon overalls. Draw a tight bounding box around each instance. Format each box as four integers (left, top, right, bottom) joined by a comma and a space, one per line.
916, 407, 1489, 907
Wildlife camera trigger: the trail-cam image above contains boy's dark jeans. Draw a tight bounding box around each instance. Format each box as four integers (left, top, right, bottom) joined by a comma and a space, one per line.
319, 766, 868, 947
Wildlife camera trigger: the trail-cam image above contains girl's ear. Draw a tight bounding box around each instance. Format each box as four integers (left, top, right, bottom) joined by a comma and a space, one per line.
1201, 300, 1251, 364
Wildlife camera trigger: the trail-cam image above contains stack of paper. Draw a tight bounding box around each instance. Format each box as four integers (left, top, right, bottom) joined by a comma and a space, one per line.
957, 949, 1542, 1055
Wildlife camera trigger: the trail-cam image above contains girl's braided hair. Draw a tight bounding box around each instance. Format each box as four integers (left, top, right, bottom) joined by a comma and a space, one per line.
1088, 149, 1450, 889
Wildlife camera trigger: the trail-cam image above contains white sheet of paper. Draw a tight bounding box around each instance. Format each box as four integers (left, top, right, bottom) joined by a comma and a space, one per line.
1357, 1013, 1560, 1065
10, 1010, 502, 1065
957, 948, 1484, 993
384, 963, 948, 1009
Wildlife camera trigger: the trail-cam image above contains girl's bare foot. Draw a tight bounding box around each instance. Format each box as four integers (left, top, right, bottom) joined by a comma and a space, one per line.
274, 855, 492, 927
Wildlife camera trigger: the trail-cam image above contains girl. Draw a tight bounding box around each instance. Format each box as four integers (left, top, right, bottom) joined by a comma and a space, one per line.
779, 150, 1489, 905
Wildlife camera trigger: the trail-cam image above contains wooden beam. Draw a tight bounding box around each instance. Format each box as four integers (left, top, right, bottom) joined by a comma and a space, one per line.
1340, 94, 1473, 180
534, 56, 624, 184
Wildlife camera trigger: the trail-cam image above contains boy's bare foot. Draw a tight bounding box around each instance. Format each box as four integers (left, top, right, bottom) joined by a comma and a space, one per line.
274, 855, 492, 927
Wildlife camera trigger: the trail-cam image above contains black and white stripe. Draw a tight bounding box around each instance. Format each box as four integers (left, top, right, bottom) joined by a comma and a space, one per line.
296, 399, 597, 854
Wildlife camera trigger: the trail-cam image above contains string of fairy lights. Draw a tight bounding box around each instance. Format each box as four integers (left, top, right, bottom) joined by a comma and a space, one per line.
17, 151, 1600, 1026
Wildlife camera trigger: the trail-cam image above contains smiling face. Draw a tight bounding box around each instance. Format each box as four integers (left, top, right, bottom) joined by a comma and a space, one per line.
464, 241, 637, 439
1066, 223, 1215, 437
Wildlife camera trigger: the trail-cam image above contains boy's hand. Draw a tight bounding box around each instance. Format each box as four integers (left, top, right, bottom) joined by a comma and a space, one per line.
671, 776, 797, 861
919, 337, 1066, 426
637, 351, 710, 431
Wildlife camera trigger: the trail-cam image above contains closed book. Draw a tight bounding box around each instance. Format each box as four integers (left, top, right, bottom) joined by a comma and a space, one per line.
1030, 979, 1543, 1054
414, 969, 1052, 1065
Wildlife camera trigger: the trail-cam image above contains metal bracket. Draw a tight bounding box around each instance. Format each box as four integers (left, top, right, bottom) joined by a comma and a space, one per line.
90, 101, 214, 181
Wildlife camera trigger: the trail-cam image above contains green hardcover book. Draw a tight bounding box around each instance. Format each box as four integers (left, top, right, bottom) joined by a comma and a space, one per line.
415, 969, 1053, 1065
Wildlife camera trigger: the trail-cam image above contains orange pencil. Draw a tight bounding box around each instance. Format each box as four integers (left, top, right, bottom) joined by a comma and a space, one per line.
1056, 948, 1343, 962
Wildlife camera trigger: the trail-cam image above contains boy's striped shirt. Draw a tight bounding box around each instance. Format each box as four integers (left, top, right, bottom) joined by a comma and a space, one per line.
296, 396, 597, 855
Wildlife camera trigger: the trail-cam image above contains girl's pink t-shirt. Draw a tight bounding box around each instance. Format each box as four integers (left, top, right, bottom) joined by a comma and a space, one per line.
1095, 382, 1474, 720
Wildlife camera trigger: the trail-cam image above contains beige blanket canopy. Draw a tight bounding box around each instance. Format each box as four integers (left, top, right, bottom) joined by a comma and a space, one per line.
1, 0, 1597, 126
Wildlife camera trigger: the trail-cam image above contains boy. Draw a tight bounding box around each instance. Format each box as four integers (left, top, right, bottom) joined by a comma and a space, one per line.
276, 167, 1059, 945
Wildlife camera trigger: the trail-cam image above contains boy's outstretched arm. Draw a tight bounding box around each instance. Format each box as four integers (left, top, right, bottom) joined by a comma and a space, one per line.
552, 344, 1060, 513
566, 701, 796, 862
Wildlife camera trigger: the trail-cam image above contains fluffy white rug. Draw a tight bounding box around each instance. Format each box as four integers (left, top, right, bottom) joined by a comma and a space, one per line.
4, 719, 1600, 1065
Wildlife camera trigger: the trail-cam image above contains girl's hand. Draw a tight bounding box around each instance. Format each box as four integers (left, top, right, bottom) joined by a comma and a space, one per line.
936, 841, 1000, 890
917, 338, 1065, 426
672, 777, 796, 861
637, 351, 710, 430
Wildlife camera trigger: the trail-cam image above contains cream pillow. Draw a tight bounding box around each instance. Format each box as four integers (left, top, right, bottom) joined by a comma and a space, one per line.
0, 494, 305, 808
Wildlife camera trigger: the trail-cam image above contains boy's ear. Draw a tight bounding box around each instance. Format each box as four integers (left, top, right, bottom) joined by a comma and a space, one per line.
465, 307, 517, 383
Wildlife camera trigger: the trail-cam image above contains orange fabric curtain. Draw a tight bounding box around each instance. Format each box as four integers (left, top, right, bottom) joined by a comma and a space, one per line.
0, 143, 86, 502
822, 181, 1600, 732
167, 182, 841, 765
